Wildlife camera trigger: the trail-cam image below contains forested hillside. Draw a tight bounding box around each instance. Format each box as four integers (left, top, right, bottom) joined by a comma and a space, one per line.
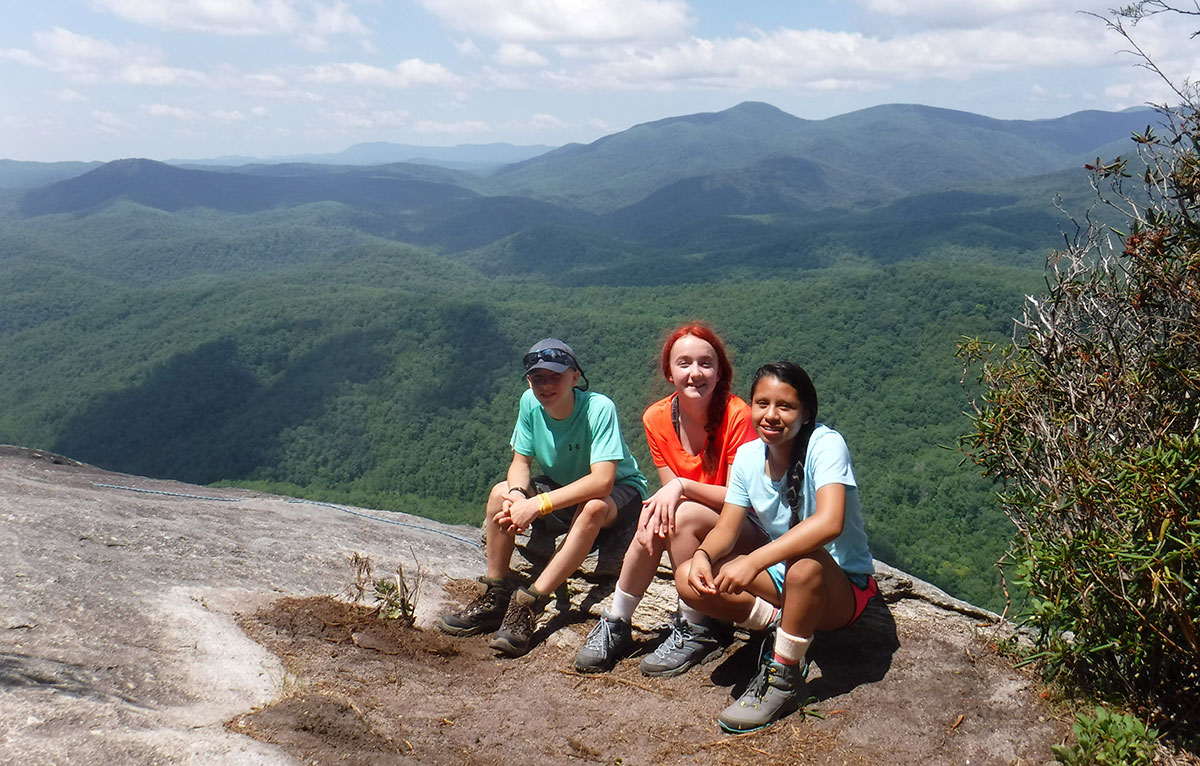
0, 101, 1148, 610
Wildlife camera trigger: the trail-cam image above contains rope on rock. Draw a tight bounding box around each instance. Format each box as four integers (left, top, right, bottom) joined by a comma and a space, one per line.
93, 482, 242, 502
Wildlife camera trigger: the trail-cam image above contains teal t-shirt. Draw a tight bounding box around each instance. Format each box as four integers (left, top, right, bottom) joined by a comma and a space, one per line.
510, 388, 648, 499
725, 424, 873, 575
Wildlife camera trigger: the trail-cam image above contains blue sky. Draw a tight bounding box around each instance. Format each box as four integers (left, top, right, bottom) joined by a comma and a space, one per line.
1, 0, 1196, 162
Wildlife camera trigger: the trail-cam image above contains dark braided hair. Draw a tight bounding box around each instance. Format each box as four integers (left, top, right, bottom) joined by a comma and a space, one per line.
660, 323, 734, 476
750, 362, 818, 523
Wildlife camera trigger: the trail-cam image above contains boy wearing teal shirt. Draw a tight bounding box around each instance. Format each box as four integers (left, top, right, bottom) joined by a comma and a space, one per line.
440, 339, 647, 657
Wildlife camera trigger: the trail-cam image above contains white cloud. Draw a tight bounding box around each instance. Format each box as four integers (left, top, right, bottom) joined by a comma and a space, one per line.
454, 37, 483, 58
418, 0, 692, 43
0, 47, 46, 67
300, 59, 461, 88
525, 112, 567, 130
494, 42, 548, 67
121, 62, 209, 86
89, 0, 370, 49
848, 0, 1113, 27
92, 109, 132, 134
35, 26, 127, 62
20, 27, 210, 87
143, 103, 196, 119
523, 22, 1117, 95
413, 118, 490, 134
322, 108, 411, 128
141, 103, 249, 123
55, 88, 89, 102
210, 109, 247, 123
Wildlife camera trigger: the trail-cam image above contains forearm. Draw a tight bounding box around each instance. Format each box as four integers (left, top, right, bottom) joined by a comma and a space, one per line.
749, 503, 844, 570
696, 504, 746, 561
674, 476, 728, 509
506, 457, 533, 496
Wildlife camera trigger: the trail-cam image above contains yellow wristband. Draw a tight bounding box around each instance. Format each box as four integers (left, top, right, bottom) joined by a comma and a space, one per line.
538, 492, 554, 515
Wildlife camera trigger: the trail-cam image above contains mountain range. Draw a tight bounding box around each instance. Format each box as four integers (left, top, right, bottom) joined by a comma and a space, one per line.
6, 101, 1154, 282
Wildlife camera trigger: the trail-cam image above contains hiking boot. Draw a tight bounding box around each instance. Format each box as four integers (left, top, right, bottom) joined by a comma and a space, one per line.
717, 659, 807, 733
639, 614, 724, 678
439, 578, 513, 636
489, 587, 548, 657
573, 611, 634, 673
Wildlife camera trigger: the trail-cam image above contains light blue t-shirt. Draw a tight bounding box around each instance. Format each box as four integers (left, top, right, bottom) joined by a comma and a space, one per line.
510, 388, 648, 499
725, 424, 873, 575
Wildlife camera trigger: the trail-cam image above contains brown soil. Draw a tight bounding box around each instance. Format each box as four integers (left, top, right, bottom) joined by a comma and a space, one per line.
229, 582, 1066, 766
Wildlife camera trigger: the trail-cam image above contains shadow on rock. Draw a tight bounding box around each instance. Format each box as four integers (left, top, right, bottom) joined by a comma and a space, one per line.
807, 596, 900, 700
0, 652, 143, 707
707, 594, 900, 702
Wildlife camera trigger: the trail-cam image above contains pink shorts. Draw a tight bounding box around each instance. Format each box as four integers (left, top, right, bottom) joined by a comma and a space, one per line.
847, 574, 879, 626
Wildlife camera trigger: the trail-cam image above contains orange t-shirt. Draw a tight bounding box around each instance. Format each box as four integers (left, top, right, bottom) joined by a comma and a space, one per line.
642, 394, 756, 486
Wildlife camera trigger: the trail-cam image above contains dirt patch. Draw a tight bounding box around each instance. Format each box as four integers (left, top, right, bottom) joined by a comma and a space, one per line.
230, 584, 1068, 766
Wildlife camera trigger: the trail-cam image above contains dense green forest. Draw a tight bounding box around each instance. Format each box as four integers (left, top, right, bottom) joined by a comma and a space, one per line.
1, 101, 1145, 611
0, 237, 1037, 609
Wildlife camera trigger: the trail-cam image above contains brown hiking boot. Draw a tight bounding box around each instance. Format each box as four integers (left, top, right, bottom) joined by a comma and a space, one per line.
489, 586, 548, 657
439, 578, 513, 636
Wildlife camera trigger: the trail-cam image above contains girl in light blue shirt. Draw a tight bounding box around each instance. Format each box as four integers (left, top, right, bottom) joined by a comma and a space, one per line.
677, 361, 877, 733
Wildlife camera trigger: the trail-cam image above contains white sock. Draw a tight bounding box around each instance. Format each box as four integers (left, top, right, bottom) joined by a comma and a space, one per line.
678, 602, 707, 626
608, 585, 643, 621
735, 597, 779, 631
772, 628, 812, 665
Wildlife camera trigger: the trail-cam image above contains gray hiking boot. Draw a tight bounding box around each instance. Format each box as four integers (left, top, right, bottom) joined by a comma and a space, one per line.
439, 578, 513, 636
574, 611, 634, 673
639, 614, 724, 678
717, 658, 807, 733
489, 586, 548, 657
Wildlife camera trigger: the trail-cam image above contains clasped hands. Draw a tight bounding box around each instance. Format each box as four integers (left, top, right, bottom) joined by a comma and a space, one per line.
493, 489, 542, 534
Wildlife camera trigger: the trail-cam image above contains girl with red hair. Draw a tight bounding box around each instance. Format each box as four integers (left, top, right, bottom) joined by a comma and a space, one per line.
573, 323, 757, 676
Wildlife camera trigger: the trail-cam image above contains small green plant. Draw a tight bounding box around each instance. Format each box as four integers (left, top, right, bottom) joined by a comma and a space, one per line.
344, 551, 421, 626
1052, 706, 1159, 766
372, 556, 421, 625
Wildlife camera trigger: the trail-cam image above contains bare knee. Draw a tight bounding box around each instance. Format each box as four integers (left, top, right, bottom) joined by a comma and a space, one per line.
672, 502, 717, 540
674, 559, 700, 601
487, 481, 509, 506
784, 557, 824, 595
484, 482, 515, 537
574, 498, 611, 531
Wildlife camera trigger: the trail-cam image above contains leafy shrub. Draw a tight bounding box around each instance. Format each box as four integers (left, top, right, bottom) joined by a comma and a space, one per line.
959, 4, 1199, 741
1051, 706, 1159, 766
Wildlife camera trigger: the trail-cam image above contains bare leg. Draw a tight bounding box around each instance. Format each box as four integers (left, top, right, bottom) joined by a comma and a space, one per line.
484, 481, 517, 580
615, 499, 718, 596
665, 501, 722, 568
615, 533, 664, 597
533, 497, 616, 593
779, 548, 855, 637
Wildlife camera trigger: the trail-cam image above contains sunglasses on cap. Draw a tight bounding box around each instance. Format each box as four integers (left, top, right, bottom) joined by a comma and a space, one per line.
522, 348, 577, 371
